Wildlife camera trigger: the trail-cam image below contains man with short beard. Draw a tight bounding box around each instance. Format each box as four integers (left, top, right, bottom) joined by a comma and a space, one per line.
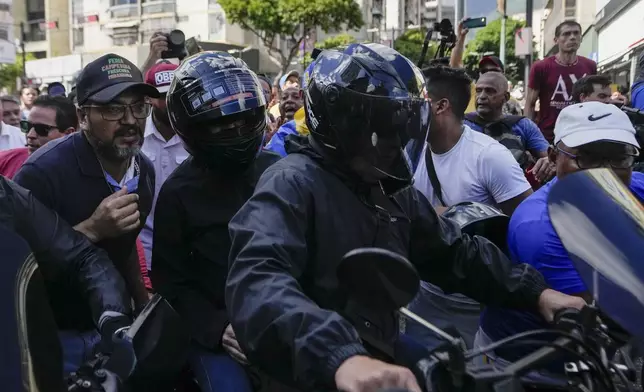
139, 62, 188, 271
14, 53, 157, 371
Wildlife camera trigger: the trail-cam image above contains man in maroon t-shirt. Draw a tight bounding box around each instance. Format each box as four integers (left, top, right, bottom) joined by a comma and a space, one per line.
525, 21, 597, 143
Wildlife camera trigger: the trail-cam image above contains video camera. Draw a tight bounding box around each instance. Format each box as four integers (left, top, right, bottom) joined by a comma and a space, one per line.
418, 19, 456, 68
161, 29, 188, 60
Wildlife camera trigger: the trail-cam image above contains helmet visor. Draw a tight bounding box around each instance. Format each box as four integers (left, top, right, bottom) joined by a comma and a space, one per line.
310, 85, 430, 183
174, 69, 266, 121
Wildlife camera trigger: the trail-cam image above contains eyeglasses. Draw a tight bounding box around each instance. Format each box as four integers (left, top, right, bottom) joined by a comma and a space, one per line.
556, 146, 639, 170
20, 120, 58, 136
83, 102, 152, 121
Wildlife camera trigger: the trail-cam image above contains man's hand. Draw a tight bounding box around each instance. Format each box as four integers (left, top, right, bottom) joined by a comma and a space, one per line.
537, 289, 586, 322
335, 356, 421, 392
222, 324, 249, 365
148, 32, 169, 62
456, 19, 470, 42
529, 157, 555, 183
85, 187, 140, 242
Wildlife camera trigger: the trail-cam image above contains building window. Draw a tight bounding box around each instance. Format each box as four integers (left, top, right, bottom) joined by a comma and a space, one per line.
73, 27, 84, 46
71, 0, 84, 24
565, 0, 576, 7
25, 21, 46, 42
113, 35, 137, 46
564, 8, 575, 17
0, 26, 8, 41
141, 16, 175, 41
208, 0, 219, 8
209, 12, 225, 41
177, 15, 189, 23
142, 0, 176, 15
111, 0, 137, 5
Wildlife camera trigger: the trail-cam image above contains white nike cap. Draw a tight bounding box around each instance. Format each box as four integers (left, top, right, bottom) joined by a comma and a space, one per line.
554, 102, 640, 148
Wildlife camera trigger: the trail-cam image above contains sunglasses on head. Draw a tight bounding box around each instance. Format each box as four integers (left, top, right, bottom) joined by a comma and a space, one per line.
20, 120, 58, 136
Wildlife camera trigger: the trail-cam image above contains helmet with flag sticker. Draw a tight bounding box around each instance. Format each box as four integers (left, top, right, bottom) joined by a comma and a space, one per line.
166, 51, 267, 174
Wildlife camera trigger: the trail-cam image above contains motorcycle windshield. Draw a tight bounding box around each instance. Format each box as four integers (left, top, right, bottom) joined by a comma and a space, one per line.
547, 168, 644, 340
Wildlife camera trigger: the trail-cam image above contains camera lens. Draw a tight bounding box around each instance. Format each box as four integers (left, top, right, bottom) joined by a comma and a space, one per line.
169, 30, 185, 45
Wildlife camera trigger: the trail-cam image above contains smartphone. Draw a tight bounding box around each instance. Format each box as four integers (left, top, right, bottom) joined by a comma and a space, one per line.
463, 17, 487, 29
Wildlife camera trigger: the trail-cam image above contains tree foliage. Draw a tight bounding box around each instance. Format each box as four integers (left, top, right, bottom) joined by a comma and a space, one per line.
394, 28, 436, 65
0, 54, 35, 93
218, 0, 364, 73
463, 17, 537, 82
301, 33, 357, 66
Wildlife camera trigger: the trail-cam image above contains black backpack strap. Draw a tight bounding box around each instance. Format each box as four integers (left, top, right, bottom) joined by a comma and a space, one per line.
424, 146, 446, 206
464, 112, 485, 126
500, 115, 525, 128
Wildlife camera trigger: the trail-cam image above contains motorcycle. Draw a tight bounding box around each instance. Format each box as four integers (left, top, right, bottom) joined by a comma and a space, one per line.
0, 227, 191, 392
337, 168, 643, 391
65, 293, 191, 391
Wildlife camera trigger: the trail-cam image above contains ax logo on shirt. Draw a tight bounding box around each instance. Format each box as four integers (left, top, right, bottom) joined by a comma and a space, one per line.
550, 73, 587, 103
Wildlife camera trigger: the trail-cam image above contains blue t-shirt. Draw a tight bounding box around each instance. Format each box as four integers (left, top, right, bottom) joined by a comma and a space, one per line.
631, 82, 644, 111
265, 120, 297, 157
481, 172, 644, 358
465, 116, 550, 156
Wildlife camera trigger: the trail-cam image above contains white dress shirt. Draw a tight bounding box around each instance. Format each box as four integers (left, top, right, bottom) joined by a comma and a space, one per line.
0, 122, 26, 151
140, 115, 189, 269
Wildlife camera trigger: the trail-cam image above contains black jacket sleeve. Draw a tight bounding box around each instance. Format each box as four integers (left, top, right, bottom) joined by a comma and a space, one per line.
409, 189, 548, 311
225, 168, 368, 389
5, 178, 131, 327
151, 184, 229, 350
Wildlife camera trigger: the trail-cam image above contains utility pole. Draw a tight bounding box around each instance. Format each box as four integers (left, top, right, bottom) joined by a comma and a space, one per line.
524, 0, 533, 84
455, 0, 465, 24
19, 22, 26, 81
499, 0, 507, 66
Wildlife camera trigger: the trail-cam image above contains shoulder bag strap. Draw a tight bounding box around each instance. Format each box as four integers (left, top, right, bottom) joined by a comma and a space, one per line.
424, 146, 446, 207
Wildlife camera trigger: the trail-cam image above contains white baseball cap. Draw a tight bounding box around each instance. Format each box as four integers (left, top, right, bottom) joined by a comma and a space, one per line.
554, 102, 640, 149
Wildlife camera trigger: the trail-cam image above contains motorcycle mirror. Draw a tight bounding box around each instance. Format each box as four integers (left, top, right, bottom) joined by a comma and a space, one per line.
114, 294, 190, 384
548, 168, 644, 340
337, 248, 420, 311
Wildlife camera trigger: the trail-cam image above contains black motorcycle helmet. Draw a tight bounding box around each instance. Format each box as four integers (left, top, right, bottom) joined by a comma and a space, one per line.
166, 51, 267, 174
442, 202, 510, 252
305, 43, 430, 195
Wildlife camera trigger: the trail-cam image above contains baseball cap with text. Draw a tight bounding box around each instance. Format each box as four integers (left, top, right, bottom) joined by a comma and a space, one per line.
75, 53, 160, 105
554, 102, 640, 148
145, 62, 178, 94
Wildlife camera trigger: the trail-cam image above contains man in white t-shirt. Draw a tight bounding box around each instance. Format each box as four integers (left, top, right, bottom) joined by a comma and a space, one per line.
0, 99, 26, 151
414, 66, 532, 215
406, 66, 533, 352
140, 62, 188, 271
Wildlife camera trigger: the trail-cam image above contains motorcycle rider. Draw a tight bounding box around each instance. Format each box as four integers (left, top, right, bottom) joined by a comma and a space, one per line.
0, 176, 130, 374
151, 51, 281, 392
225, 43, 585, 392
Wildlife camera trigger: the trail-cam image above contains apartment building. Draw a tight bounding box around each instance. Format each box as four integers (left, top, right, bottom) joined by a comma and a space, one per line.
12, 0, 72, 58
15, 0, 282, 86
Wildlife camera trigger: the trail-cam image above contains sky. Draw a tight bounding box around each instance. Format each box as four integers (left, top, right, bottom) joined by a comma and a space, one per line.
466, 0, 547, 21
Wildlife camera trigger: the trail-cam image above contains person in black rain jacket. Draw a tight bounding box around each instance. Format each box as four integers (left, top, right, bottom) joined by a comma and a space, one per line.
225, 44, 587, 392
0, 176, 131, 366
151, 51, 281, 392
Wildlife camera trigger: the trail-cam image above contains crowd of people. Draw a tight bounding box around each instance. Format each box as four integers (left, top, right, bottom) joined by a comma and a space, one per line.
0, 19, 642, 392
